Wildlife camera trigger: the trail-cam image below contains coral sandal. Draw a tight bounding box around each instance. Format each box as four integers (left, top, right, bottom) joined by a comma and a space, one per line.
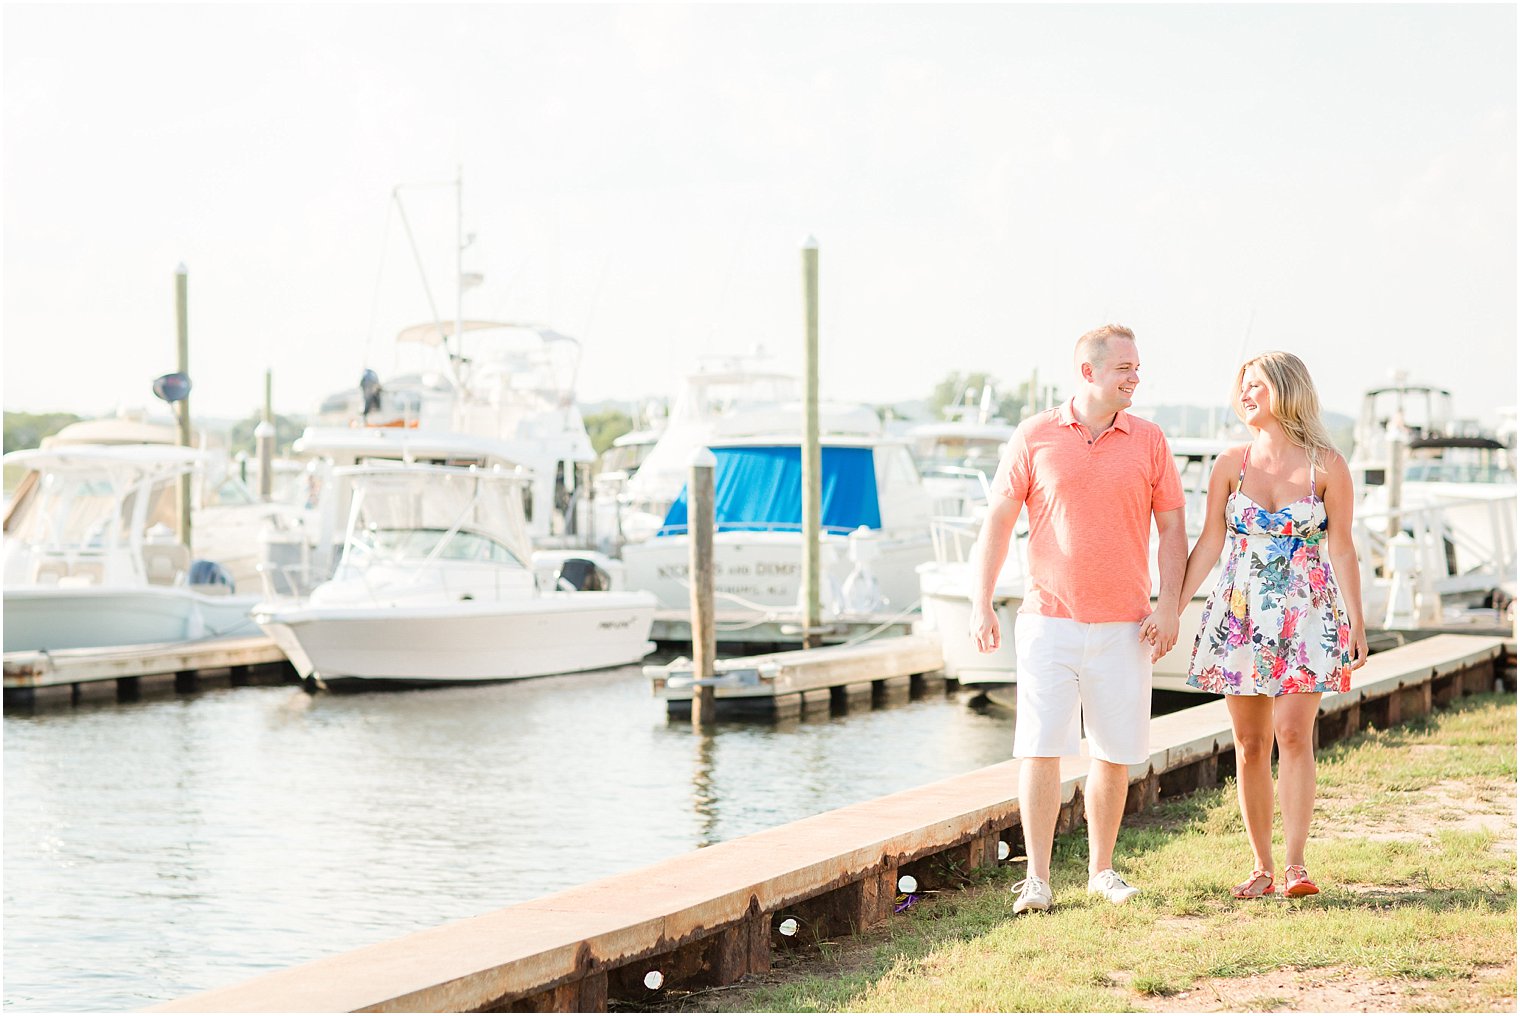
1283, 865, 1320, 897
1231, 869, 1276, 899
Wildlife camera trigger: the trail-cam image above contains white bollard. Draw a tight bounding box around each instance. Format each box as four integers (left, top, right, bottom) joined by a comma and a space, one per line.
1383, 532, 1420, 629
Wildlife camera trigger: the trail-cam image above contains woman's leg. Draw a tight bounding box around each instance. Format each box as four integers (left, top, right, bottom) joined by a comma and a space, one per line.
1273, 693, 1322, 868
1226, 694, 1277, 872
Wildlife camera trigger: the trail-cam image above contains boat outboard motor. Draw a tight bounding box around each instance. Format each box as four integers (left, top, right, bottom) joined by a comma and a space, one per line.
556, 557, 609, 592
189, 559, 236, 595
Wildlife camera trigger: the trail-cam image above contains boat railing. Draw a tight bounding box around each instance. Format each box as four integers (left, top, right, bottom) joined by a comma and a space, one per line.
928, 515, 980, 564
919, 465, 995, 519
1355, 493, 1518, 591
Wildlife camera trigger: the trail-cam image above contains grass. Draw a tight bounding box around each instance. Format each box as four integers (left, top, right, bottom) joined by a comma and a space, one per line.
661, 692, 1517, 1013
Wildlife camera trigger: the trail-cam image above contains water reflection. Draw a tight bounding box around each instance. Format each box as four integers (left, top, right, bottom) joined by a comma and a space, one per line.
689, 730, 720, 848
5, 664, 1017, 1011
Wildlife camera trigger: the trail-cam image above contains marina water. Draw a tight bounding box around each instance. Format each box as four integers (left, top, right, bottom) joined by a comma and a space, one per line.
5, 661, 1030, 1011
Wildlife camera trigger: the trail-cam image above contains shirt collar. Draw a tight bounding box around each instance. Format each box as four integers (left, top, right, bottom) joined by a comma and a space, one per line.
1058, 397, 1131, 434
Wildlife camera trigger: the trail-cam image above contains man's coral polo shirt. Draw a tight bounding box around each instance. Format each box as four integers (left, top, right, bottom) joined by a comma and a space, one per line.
992, 399, 1185, 623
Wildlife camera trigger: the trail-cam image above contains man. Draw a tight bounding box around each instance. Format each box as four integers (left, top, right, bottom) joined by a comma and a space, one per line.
970, 324, 1186, 914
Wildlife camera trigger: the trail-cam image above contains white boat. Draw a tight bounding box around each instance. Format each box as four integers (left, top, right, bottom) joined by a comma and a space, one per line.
619, 434, 935, 626
312, 321, 599, 544
5, 410, 302, 593
917, 438, 1232, 694
596, 356, 882, 551
1349, 377, 1516, 620
252, 464, 656, 685
3, 445, 261, 652
907, 419, 1016, 518
262, 425, 633, 600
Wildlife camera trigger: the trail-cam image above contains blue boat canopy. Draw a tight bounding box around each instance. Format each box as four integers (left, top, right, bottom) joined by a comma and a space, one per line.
659, 445, 881, 536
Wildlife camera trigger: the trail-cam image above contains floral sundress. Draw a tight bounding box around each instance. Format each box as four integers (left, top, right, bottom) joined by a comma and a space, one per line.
1187, 449, 1352, 696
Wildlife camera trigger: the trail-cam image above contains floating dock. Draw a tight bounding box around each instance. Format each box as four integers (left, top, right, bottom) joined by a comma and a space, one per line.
150, 633, 1508, 1013
3, 635, 293, 710
647, 632, 946, 719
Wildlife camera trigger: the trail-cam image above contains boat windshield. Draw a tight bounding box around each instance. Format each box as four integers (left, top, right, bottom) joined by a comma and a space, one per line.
1404, 460, 1516, 484
336, 467, 534, 569
363, 527, 527, 566
5, 471, 173, 550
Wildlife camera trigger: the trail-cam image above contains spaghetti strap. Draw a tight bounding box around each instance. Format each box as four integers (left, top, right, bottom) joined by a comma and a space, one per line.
1238, 447, 1250, 484
1308, 456, 1317, 498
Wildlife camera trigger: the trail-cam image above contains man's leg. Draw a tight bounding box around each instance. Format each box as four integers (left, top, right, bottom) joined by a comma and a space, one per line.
1076, 620, 1152, 899
1011, 614, 1082, 905
1084, 758, 1129, 877
1019, 756, 1063, 881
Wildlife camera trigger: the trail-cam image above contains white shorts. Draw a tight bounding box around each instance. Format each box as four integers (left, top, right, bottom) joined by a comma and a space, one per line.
1012, 614, 1153, 766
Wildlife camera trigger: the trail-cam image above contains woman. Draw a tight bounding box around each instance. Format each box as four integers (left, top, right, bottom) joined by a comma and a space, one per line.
1177, 351, 1368, 899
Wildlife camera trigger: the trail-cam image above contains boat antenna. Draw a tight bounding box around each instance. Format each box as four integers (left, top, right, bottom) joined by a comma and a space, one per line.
363, 198, 396, 370
392, 173, 468, 389
1235, 307, 1256, 364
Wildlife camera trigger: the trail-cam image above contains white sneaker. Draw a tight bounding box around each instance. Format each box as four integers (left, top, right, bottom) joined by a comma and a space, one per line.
1087, 868, 1140, 904
1010, 874, 1053, 914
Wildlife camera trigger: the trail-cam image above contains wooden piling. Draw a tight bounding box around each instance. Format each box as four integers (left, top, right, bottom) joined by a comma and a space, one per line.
257, 368, 275, 501
689, 450, 717, 727
800, 236, 821, 649
174, 264, 192, 548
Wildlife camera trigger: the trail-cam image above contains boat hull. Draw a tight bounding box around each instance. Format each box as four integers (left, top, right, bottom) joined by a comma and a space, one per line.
621, 530, 933, 616
2, 586, 260, 653
253, 592, 657, 683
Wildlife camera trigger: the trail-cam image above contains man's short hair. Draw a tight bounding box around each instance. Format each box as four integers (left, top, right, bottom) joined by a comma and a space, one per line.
1074, 324, 1137, 370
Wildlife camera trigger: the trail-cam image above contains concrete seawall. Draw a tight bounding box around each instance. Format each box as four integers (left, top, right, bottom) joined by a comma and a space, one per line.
151, 634, 1508, 1013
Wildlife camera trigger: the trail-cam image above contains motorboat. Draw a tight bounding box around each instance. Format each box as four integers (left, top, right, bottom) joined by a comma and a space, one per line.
260, 425, 631, 601
3, 445, 260, 652
314, 321, 599, 545
252, 463, 656, 685
595, 355, 882, 551
1349, 377, 1516, 619
907, 419, 1016, 518
619, 435, 935, 627
4, 410, 302, 592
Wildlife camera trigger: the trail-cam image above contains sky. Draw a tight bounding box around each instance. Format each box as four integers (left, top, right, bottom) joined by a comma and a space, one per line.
3, 3, 1516, 427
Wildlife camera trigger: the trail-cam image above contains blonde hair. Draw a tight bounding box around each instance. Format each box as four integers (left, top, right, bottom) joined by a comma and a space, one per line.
1073, 324, 1136, 370
1234, 351, 1337, 466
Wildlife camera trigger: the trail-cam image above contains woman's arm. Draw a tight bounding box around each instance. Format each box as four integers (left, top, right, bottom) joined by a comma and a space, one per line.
1176, 448, 1241, 612
1323, 450, 1368, 668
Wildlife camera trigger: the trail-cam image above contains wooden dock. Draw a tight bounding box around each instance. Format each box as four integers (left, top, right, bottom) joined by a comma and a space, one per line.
149, 633, 1506, 1014
647, 632, 946, 719
3, 635, 293, 710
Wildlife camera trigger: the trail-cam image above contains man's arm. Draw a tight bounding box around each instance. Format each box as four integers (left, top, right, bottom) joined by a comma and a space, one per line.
969, 493, 1024, 653
1139, 507, 1187, 661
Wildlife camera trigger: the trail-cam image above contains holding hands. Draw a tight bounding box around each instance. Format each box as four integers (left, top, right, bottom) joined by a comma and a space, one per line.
1138, 607, 1179, 663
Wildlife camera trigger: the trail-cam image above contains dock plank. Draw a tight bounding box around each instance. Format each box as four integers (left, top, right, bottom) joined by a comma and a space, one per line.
2, 635, 285, 690
4, 635, 285, 689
